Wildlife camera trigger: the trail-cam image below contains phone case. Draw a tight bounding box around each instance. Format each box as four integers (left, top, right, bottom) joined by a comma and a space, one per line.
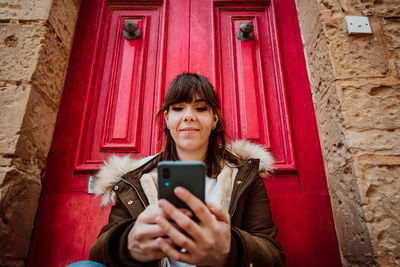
157, 161, 205, 210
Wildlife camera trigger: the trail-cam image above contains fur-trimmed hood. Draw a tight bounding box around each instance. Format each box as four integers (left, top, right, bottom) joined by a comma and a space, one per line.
93, 140, 274, 208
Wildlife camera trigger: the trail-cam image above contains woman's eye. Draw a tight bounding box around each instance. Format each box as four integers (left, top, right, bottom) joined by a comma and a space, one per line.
196, 107, 208, 112
172, 106, 183, 111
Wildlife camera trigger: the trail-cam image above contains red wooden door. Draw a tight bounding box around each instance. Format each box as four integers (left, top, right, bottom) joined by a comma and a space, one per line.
28, 0, 341, 266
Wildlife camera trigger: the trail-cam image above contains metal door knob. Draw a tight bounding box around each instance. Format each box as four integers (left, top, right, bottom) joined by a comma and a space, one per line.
237, 22, 254, 41
123, 21, 140, 40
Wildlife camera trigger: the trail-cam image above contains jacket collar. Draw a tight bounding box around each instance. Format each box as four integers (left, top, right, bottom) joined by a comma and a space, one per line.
93, 140, 274, 208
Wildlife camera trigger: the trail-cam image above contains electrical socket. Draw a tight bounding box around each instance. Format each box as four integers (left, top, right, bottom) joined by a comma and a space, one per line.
345, 16, 372, 34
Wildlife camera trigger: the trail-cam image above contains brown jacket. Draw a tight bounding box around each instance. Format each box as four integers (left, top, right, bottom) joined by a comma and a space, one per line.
89, 141, 285, 267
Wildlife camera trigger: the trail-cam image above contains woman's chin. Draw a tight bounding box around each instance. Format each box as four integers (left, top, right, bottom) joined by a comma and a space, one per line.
176, 141, 207, 154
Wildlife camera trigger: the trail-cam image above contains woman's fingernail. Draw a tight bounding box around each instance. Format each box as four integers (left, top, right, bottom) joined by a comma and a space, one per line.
156, 216, 165, 226
174, 187, 185, 196
158, 199, 166, 208
207, 201, 215, 210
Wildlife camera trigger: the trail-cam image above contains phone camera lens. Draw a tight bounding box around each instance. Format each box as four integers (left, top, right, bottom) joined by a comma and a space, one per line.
162, 167, 170, 179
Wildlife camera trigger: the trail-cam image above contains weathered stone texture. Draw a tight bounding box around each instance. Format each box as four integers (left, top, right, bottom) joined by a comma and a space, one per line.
318, 0, 342, 13
0, 22, 46, 81
319, 0, 400, 17
339, 84, 400, 130
357, 164, 400, 265
305, 25, 336, 105
31, 27, 71, 106
295, 0, 320, 44
0, 0, 52, 20
346, 129, 400, 156
0, 83, 57, 265
322, 16, 388, 78
383, 19, 400, 78
0, 82, 30, 157
48, 0, 79, 50
316, 88, 376, 266
359, 0, 400, 18
0, 168, 41, 264
17, 88, 58, 172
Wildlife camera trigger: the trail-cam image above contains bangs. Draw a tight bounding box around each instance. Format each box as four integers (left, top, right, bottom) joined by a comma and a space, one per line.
167, 86, 208, 106
164, 74, 216, 108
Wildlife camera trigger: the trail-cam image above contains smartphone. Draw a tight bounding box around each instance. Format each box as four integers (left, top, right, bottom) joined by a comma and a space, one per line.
157, 161, 205, 210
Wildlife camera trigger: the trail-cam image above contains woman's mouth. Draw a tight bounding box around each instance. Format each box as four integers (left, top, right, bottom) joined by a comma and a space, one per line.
180, 127, 199, 133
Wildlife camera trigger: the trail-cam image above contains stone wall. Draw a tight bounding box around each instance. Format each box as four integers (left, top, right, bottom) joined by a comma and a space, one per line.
0, 0, 79, 266
296, 0, 400, 266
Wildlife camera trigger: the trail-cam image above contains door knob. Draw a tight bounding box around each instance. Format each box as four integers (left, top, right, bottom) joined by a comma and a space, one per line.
237, 22, 254, 41
123, 21, 140, 40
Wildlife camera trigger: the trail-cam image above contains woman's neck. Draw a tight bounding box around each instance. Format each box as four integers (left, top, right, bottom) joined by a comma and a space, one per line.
176, 147, 207, 162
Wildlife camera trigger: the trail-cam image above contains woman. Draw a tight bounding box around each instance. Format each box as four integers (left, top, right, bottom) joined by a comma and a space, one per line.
89, 73, 285, 266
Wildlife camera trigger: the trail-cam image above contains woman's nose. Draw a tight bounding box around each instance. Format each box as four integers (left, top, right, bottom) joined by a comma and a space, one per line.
183, 108, 195, 121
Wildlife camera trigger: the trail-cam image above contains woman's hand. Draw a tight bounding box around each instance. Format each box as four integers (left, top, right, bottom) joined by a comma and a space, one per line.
155, 187, 231, 266
127, 204, 168, 262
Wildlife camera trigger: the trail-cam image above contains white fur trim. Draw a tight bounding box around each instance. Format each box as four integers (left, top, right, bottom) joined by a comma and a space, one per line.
228, 140, 274, 178
93, 154, 157, 206
140, 173, 158, 205
215, 165, 234, 213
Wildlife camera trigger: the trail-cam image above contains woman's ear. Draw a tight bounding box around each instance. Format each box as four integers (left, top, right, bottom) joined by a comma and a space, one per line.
164, 111, 169, 129
213, 115, 218, 128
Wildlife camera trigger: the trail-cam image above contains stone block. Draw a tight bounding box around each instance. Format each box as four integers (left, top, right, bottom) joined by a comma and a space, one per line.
346, 128, 400, 155
0, 81, 56, 174
31, 26, 70, 106
0, 0, 52, 20
318, 0, 342, 14
0, 168, 42, 261
357, 165, 400, 265
305, 26, 336, 105
0, 82, 31, 155
359, 0, 400, 18
329, 182, 376, 266
295, 0, 320, 44
383, 19, 400, 78
339, 84, 400, 130
356, 154, 400, 166
13, 87, 58, 174
318, 0, 400, 18
48, 0, 79, 51
316, 88, 350, 170
0, 22, 46, 81
322, 15, 388, 78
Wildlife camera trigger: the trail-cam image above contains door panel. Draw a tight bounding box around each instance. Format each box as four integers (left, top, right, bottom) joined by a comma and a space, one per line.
29, 0, 341, 266
76, 2, 166, 172
214, 2, 296, 172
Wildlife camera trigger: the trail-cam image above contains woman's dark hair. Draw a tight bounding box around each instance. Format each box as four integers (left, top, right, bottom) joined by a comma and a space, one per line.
155, 72, 238, 177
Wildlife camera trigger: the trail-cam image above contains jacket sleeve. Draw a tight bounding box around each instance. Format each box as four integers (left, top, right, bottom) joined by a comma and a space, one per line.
89, 198, 160, 267
226, 176, 285, 267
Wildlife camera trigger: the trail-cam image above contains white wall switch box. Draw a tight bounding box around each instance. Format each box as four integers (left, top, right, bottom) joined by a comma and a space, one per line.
345, 16, 372, 34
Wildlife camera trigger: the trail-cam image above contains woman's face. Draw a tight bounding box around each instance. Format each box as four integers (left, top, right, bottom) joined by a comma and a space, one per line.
165, 98, 218, 159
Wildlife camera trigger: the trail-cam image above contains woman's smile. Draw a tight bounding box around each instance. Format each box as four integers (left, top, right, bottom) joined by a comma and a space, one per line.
180, 127, 200, 134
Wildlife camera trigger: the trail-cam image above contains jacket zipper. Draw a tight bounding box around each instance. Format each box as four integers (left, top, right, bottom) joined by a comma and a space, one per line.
121, 177, 148, 208
230, 160, 256, 217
